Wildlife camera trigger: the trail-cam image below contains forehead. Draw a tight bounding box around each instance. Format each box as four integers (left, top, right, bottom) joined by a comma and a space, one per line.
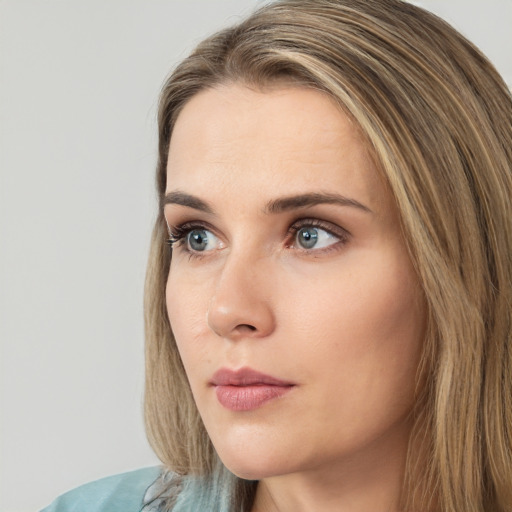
166, 84, 388, 213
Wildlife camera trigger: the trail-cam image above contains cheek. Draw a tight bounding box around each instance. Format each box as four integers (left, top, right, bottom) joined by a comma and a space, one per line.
280, 249, 425, 391
166, 269, 212, 370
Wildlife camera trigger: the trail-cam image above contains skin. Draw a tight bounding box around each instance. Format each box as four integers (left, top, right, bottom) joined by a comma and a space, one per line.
164, 84, 426, 512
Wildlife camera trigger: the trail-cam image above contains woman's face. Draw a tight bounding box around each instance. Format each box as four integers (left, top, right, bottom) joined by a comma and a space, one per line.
164, 84, 425, 481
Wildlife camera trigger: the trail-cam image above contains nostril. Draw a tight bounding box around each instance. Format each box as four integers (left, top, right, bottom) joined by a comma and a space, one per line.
238, 324, 257, 332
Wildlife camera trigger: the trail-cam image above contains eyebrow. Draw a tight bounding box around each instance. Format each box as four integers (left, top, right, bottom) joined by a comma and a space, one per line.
163, 190, 372, 215
163, 191, 214, 213
264, 192, 372, 214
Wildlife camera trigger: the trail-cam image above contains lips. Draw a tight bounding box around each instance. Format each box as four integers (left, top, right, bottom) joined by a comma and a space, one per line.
210, 367, 295, 411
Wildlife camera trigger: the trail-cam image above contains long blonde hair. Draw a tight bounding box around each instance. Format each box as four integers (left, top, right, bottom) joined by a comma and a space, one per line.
144, 1, 512, 510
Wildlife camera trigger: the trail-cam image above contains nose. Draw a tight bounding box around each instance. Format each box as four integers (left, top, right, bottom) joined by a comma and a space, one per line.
207, 252, 276, 341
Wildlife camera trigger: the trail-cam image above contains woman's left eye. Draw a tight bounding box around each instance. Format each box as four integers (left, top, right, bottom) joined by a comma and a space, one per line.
291, 224, 342, 250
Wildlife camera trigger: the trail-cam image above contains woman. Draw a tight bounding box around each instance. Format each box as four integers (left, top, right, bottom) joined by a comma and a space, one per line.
42, 0, 512, 511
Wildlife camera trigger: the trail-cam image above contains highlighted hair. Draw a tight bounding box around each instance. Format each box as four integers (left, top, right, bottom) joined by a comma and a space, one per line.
144, 1, 512, 509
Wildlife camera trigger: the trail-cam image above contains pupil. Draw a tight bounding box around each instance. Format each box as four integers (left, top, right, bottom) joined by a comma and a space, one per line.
189, 230, 208, 251
298, 227, 318, 249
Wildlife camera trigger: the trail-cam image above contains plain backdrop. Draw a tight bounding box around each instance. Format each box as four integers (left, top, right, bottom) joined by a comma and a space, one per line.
0, 1, 510, 511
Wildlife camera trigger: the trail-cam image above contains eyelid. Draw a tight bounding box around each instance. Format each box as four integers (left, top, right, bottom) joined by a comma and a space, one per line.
166, 219, 218, 238
288, 218, 350, 243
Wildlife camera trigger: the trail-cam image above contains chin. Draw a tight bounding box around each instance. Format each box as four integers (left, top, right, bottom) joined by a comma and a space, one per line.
222, 459, 282, 481
215, 444, 294, 481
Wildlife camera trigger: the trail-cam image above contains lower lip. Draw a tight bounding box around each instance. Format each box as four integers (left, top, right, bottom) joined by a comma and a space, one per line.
214, 385, 293, 411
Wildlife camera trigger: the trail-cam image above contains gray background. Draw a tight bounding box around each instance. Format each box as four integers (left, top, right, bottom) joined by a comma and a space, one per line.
0, 1, 510, 511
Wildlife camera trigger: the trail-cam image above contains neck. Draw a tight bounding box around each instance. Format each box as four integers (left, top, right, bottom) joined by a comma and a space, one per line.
251, 418, 413, 512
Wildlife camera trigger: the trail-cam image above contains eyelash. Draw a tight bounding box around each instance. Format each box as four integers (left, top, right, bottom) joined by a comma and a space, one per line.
166, 219, 350, 257
166, 223, 207, 249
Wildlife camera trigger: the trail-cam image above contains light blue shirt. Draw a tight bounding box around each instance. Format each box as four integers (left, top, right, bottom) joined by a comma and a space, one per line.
40, 464, 241, 512
40, 467, 162, 512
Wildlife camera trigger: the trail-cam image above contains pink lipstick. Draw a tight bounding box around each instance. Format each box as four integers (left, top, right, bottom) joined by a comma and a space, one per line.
210, 367, 295, 411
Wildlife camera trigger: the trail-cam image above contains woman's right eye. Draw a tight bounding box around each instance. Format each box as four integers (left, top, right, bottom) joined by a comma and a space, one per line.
186, 228, 219, 252
168, 226, 223, 254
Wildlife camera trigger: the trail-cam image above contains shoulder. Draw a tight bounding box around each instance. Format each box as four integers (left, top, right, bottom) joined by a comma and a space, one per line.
40, 466, 162, 512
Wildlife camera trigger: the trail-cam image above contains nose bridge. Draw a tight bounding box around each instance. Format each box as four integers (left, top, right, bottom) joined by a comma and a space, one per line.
207, 247, 275, 340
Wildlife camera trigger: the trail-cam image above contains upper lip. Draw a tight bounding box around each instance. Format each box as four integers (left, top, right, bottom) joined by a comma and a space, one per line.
210, 367, 295, 387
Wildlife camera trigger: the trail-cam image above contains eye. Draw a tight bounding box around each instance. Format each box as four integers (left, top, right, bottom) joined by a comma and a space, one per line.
185, 228, 222, 252
288, 220, 348, 252
295, 226, 339, 249
187, 229, 212, 252
168, 225, 223, 254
